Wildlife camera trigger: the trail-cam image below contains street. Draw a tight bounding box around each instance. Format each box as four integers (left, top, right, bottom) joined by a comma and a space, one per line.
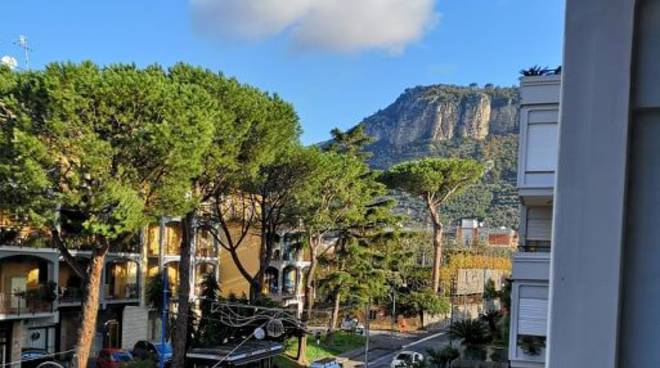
340, 331, 451, 368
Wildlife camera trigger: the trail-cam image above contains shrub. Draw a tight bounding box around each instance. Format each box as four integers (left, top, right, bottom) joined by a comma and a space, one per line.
463, 345, 487, 361
489, 347, 507, 362
517, 335, 545, 356
426, 346, 459, 368
448, 319, 489, 347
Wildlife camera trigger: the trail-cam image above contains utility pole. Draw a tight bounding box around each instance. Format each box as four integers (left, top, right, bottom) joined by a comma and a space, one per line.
449, 276, 456, 347
391, 282, 396, 336
160, 269, 169, 368
14, 35, 31, 70
364, 298, 371, 368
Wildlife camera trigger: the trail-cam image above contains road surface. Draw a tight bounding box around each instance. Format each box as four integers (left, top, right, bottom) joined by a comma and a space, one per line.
341, 331, 451, 368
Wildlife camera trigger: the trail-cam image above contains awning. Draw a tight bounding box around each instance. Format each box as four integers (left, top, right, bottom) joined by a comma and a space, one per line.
187, 340, 284, 366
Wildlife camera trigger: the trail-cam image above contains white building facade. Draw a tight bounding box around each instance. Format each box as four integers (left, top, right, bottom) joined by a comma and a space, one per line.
508, 74, 560, 368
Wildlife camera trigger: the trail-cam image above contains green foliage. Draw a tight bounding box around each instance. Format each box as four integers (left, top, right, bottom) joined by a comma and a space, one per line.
380, 158, 484, 202
145, 273, 171, 315
284, 332, 365, 362
517, 335, 545, 356
463, 345, 487, 361
400, 290, 449, 316
426, 346, 459, 368
489, 347, 508, 362
483, 279, 498, 301
368, 133, 519, 229
195, 273, 223, 347
448, 319, 489, 347
479, 310, 501, 342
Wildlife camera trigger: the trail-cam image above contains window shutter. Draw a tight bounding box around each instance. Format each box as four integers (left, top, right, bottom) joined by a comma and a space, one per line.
526, 207, 552, 241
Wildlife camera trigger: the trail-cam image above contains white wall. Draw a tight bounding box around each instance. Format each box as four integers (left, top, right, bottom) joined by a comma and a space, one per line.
547, 1, 635, 367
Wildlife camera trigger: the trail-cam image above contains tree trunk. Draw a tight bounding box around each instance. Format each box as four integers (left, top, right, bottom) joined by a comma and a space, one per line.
428, 204, 443, 294
172, 211, 195, 368
329, 290, 341, 333
298, 236, 319, 365
304, 239, 318, 320
296, 334, 307, 364
74, 242, 109, 368
252, 226, 275, 302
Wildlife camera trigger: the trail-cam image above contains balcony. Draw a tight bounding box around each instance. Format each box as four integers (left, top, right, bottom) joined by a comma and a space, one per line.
0, 250, 58, 319
512, 252, 550, 282
517, 75, 561, 198
509, 282, 549, 367
0, 287, 55, 317
263, 265, 305, 304
103, 259, 139, 304
195, 228, 218, 259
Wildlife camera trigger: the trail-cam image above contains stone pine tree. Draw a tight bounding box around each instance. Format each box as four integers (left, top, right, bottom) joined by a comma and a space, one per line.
167, 64, 300, 368
0, 63, 216, 368
293, 146, 387, 364
243, 145, 320, 299
381, 158, 484, 293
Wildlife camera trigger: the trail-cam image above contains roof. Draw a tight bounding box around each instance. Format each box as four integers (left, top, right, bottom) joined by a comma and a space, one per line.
187, 340, 283, 366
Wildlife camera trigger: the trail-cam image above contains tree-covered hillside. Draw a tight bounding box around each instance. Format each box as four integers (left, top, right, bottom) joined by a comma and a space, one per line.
349, 83, 520, 229
368, 134, 519, 228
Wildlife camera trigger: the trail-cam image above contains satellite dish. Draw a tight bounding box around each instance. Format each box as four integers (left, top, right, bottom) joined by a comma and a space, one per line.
1, 56, 18, 70
254, 327, 266, 340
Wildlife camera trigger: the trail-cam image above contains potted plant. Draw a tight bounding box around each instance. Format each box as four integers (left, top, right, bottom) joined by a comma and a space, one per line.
517, 335, 546, 356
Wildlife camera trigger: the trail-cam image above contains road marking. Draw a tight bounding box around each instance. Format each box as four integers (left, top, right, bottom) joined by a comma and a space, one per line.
368, 352, 396, 366
400, 332, 446, 349
366, 331, 448, 367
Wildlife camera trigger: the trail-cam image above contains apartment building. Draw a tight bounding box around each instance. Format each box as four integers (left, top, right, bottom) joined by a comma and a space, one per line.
0, 212, 309, 365
508, 73, 560, 368
546, 0, 660, 367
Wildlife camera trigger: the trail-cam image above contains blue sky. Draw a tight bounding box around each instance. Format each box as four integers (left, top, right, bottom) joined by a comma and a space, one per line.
1, 1, 564, 144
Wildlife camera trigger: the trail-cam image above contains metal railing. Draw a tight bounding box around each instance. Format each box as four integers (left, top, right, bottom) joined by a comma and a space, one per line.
0, 291, 54, 315
59, 287, 85, 304
103, 283, 139, 300
517, 245, 551, 253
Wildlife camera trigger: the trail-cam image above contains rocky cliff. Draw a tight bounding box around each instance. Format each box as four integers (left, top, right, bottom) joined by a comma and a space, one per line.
354, 84, 521, 228
361, 84, 519, 148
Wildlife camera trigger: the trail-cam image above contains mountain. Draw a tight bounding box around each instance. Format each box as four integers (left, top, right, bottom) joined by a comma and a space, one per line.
357, 84, 521, 229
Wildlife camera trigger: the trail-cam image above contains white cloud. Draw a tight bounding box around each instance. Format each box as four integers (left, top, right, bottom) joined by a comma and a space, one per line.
190, 0, 438, 54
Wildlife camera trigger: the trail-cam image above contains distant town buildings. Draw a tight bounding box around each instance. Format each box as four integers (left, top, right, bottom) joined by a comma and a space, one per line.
452, 218, 518, 249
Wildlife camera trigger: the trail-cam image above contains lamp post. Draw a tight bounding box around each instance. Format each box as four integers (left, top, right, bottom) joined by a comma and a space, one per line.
391, 281, 397, 336
449, 276, 456, 347
160, 269, 169, 368
364, 297, 371, 368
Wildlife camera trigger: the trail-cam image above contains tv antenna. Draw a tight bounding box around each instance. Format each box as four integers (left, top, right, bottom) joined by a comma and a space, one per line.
13, 35, 32, 69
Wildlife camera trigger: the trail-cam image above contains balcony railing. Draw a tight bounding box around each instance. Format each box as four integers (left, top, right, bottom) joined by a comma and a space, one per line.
195, 247, 217, 258
518, 245, 551, 253
0, 290, 55, 315
103, 283, 139, 301
59, 287, 85, 305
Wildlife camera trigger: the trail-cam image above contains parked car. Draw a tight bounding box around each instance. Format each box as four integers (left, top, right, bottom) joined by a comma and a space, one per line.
21, 349, 73, 368
96, 349, 133, 368
21, 349, 50, 368
132, 341, 173, 367
310, 357, 343, 368
390, 351, 423, 368
340, 317, 365, 335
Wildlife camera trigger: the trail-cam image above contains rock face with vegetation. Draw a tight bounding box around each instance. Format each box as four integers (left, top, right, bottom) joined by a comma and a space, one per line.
356, 84, 521, 228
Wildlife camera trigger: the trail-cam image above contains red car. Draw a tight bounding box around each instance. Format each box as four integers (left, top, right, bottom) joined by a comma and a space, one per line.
96, 348, 134, 368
